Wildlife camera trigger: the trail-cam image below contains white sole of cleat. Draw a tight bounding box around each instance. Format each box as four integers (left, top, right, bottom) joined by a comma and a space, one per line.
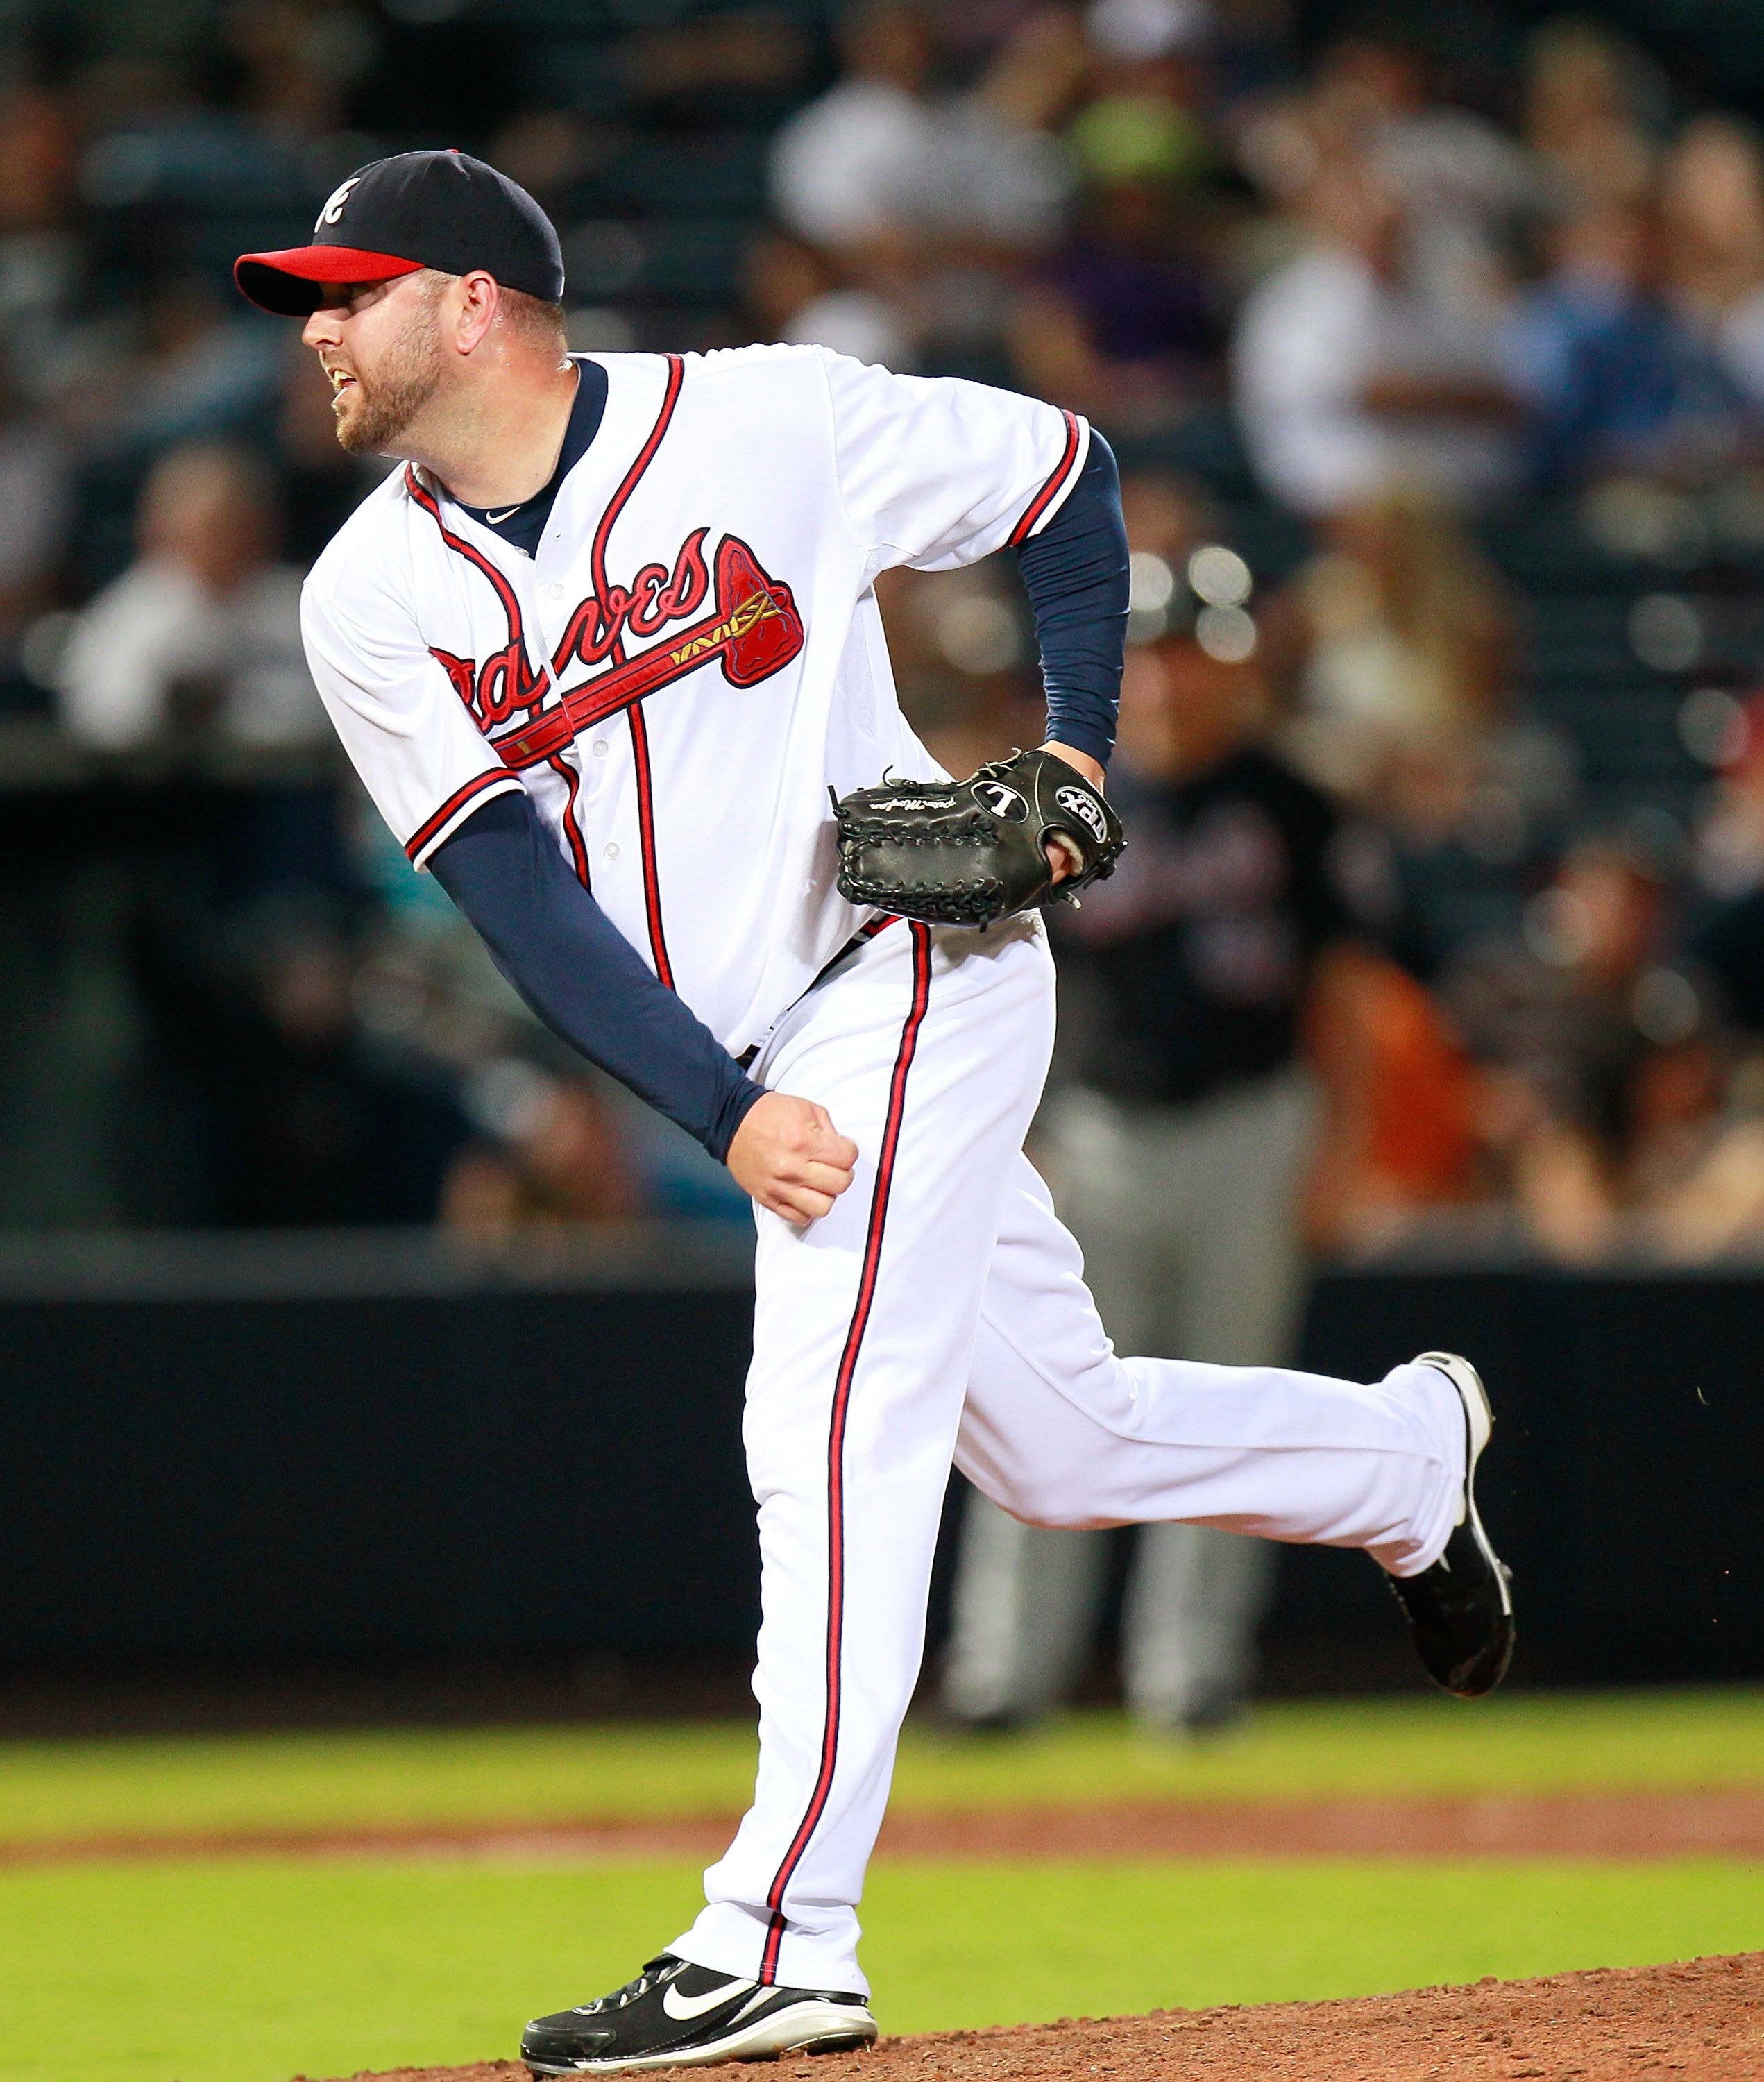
525, 1999, 879, 2074
1416, 1351, 1513, 1619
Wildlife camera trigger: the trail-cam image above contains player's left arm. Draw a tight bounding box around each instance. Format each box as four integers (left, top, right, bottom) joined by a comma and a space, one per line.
1011, 431, 1127, 865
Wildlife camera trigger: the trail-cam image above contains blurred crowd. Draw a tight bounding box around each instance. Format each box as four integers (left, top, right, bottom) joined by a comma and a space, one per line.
8, 0, 1764, 1274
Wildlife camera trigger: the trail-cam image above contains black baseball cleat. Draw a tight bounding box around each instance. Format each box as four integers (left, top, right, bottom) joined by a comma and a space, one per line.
1384, 1352, 1515, 1699
520, 1953, 878, 2074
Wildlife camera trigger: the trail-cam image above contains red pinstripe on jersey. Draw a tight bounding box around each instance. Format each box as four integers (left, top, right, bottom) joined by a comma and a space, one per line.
593, 355, 686, 988
1007, 409, 1082, 547
547, 752, 592, 889
625, 702, 672, 988
405, 468, 525, 628
592, 355, 684, 615
758, 920, 933, 1986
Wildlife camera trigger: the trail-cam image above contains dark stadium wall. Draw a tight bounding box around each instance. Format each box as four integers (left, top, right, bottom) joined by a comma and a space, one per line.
0, 1254, 1756, 1687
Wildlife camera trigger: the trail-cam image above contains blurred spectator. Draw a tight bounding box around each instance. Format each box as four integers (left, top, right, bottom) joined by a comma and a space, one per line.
1504, 105, 1764, 493
1068, 0, 1215, 193
482, 110, 593, 221
132, 907, 473, 1228
220, 1, 380, 142
1505, 195, 1661, 481
1303, 940, 1482, 1254
53, 271, 282, 462
1444, 834, 1720, 1262
1008, 162, 1224, 431
1117, 460, 1214, 566
944, 513, 1364, 1734
0, 84, 82, 386
741, 230, 917, 369
1232, 152, 1522, 516
1007, 0, 1227, 423
1632, 1051, 1764, 1262
771, 1, 1060, 251
1507, 174, 1750, 493
1659, 116, 1764, 416
770, 0, 1073, 353
620, 4, 815, 125
1309, 27, 1538, 310
442, 1065, 640, 1237
1522, 17, 1659, 210
0, 346, 71, 690
56, 439, 327, 754
1269, 486, 1511, 800
1692, 689, 1764, 902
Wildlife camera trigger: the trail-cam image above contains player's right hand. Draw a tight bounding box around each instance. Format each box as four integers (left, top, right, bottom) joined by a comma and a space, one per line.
727, 1092, 858, 1226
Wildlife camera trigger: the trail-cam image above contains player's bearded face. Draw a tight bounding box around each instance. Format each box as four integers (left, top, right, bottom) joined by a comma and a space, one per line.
328, 278, 447, 455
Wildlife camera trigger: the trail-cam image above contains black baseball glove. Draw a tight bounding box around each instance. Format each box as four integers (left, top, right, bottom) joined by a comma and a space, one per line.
833, 747, 1125, 929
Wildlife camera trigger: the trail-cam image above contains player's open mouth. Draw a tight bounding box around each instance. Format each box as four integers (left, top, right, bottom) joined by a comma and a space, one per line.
328, 368, 357, 400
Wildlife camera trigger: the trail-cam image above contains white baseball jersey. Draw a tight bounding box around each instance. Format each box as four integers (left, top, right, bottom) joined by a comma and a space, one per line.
300, 344, 1087, 1053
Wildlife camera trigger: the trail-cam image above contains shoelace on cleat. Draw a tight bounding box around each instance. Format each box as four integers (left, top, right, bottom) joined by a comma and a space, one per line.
575, 1956, 679, 2014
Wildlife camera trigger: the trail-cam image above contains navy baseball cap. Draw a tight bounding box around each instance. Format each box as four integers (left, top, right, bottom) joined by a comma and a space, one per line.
235, 149, 565, 316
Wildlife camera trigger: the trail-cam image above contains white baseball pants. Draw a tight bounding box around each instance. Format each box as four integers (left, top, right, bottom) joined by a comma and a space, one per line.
944, 1069, 1321, 1728
672, 917, 1464, 1996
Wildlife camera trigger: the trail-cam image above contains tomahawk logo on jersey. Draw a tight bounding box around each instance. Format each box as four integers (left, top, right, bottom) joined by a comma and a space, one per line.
300, 343, 1085, 1053
425, 523, 803, 750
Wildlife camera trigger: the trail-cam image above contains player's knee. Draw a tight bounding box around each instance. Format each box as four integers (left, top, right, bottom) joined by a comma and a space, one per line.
969, 1463, 1099, 1530
1009, 1496, 1113, 1532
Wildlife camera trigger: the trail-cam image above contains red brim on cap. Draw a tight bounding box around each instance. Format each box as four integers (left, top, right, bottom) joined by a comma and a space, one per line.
233, 246, 425, 316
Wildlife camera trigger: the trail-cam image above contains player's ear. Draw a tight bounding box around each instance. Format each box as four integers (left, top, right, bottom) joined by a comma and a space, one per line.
452, 269, 500, 357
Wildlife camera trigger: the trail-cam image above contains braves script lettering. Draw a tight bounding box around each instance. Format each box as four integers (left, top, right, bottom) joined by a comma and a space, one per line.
422, 519, 803, 768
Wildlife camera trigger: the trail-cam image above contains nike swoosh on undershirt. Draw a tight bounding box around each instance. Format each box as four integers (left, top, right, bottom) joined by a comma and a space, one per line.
485, 507, 520, 525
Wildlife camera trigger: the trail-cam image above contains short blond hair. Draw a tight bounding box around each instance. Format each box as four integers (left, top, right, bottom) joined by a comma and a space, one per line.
417, 269, 567, 350
498, 284, 568, 348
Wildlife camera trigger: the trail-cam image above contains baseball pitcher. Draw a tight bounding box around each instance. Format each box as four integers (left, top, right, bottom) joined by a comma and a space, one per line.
235, 150, 1513, 2076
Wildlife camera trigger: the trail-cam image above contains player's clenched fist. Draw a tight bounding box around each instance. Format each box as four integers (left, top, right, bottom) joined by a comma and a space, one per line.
727, 1092, 858, 1225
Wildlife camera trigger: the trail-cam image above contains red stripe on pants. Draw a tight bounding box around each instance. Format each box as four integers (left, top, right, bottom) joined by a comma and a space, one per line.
758, 920, 934, 1983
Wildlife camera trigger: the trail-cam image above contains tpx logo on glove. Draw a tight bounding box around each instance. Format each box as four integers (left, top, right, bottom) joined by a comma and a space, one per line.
976, 781, 1028, 821
1055, 785, 1110, 845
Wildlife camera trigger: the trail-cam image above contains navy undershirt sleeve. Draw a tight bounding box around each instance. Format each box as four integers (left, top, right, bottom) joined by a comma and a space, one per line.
1012, 431, 1128, 769
430, 791, 764, 1164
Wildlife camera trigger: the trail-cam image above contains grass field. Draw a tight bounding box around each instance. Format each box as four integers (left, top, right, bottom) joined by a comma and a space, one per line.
3, 1689, 1761, 1844
2, 1856, 1759, 2082
0, 1693, 1759, 2082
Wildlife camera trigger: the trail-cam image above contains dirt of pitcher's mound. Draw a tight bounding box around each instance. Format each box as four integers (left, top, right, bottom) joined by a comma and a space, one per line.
311, 1951, 1762, 2082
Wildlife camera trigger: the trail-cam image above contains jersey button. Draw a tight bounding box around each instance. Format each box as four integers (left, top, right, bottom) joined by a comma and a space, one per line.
591, 739, 609, 756
604, 843, 620, 859
548, 584, 564, 598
